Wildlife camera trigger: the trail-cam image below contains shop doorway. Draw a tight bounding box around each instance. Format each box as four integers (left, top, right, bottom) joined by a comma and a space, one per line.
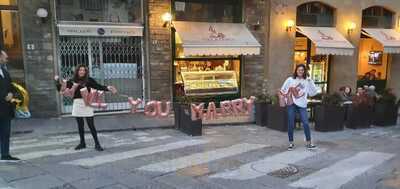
294, 34, 330, 93
294, 2, 336, 93
57, 36, 143, 113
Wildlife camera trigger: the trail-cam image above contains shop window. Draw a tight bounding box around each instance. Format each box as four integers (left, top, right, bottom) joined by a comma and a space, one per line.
362, 6, 393, 29
0, 0, 17, 5
56, 0, 142, 23
357, 37, 388, 93
174, 59, 241, 97
173, 0, 242, 23
358, 38, 388, 80
296, 2, 335, 27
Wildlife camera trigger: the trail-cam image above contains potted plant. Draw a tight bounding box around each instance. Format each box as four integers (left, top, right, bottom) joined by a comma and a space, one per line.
373, 88, 399, 126
255, 79, 272, 127
346, 93, 374, 129
314, 93, 346, 132
174, 96, 202, 136
266, 95, 288, 132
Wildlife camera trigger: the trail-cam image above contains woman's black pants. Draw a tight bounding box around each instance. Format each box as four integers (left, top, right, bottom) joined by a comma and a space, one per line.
75, 117, 100, 146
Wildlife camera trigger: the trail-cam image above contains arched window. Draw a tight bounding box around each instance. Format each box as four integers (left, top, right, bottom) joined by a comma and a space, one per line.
173, 0, 243, 23
362, 6, 394, 28
296, 2, 335, 27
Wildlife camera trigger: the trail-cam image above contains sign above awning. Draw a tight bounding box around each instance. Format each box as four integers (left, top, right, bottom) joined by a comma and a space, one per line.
57, 22, 143, 37
362, 28, 400, 54
296, 26, 354, 56
173, 21, 261, 56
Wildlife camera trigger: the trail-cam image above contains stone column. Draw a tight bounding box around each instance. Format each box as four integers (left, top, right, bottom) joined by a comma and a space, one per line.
147, 0, 172, 101
20, 0, 58, 117
242, 0, 268, 97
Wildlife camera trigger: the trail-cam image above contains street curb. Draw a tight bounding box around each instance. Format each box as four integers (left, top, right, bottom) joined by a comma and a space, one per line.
11, 122, 257, 137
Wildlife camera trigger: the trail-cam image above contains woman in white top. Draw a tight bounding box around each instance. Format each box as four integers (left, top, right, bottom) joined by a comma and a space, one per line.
281, 64, 318, 151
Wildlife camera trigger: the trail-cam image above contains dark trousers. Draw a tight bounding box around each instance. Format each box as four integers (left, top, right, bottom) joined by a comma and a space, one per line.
0, 118, 11, 157
75, 117, 100, 146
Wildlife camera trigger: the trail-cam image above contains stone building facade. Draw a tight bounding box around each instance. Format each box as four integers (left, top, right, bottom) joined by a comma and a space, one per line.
19, 0, 57, 117
7, 0, 400, 117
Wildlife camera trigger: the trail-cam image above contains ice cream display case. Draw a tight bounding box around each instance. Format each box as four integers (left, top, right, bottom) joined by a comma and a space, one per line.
180, 71, 239, 96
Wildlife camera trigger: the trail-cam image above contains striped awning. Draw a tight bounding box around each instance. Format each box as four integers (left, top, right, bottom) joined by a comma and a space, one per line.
362, 28, 400, 54
174, 21, 261, 56
297, 26, 354, 56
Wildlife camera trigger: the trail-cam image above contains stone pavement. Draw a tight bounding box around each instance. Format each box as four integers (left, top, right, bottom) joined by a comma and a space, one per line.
11, 113, 175, 136
1, 123, 400, 189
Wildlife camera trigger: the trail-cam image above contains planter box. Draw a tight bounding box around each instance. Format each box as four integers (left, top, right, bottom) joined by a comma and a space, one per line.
173, 104, 182, 130
267, 105, 288, 132
346, 104, 373, 129
174, 104, 202, 136
314, 105, 345, 132
373, 102, 399, 127
255, 102, 269, 127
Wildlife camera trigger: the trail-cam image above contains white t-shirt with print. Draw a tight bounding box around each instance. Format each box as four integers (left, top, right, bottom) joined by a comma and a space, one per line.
280, 77, 319, 108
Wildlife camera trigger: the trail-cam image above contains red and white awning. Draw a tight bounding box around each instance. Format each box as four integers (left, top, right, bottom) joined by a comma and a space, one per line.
297, 26, 354, 56
362, 28, 400, 54
174, 21, 261, 56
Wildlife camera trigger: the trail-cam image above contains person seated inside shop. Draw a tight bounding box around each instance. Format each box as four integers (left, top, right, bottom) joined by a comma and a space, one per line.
362, 69, 377, 80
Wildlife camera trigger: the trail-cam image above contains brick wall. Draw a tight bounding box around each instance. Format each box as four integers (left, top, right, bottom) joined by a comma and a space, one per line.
243, 0, 268, 97
147, 0, 172, 101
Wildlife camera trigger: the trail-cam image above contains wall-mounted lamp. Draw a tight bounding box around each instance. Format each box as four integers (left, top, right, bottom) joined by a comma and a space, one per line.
286, 20, 295, 32
36, 8, 48, 24
347, 22, 356, 35
161, 12, 173, 28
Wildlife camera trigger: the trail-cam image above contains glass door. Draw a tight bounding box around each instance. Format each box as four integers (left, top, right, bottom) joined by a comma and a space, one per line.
294, 36, 329, 93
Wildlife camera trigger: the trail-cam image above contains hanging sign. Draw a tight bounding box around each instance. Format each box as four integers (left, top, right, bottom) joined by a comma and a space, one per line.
57, 24, 143, 37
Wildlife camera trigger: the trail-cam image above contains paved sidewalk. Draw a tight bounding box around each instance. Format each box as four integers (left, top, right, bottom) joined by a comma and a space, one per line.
11, 113, 175, 136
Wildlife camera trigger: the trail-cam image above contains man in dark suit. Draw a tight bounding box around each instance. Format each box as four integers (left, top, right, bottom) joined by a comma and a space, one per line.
0, 50, 19, 161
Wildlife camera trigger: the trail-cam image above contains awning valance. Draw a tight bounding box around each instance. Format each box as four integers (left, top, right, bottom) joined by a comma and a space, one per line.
362, 28, 400, 54
296, 26, 354, 56
173, 21, 261, 56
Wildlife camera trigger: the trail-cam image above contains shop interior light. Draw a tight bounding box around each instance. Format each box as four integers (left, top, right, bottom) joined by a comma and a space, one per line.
286, 20, 295, 32
347, 22, 356, 35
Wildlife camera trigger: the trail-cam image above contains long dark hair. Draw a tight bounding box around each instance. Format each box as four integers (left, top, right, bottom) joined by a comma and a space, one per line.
292, 64, 309, 79
72, 65, 89, 84
340, 86, 352, 96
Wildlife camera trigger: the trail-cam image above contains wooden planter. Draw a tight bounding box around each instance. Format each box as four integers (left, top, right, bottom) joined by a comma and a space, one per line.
373, 102, 399, 127
314, 105, 345, 132
267, 104, 288, 132
173, 104, 182, 130
255, 102, 269, 127
174, 104, 202, 136
346, 104, 373, 129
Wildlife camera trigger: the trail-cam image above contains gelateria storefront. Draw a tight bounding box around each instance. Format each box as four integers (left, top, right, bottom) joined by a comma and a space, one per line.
294, 26, 354, 93
172, 21, 261, 102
